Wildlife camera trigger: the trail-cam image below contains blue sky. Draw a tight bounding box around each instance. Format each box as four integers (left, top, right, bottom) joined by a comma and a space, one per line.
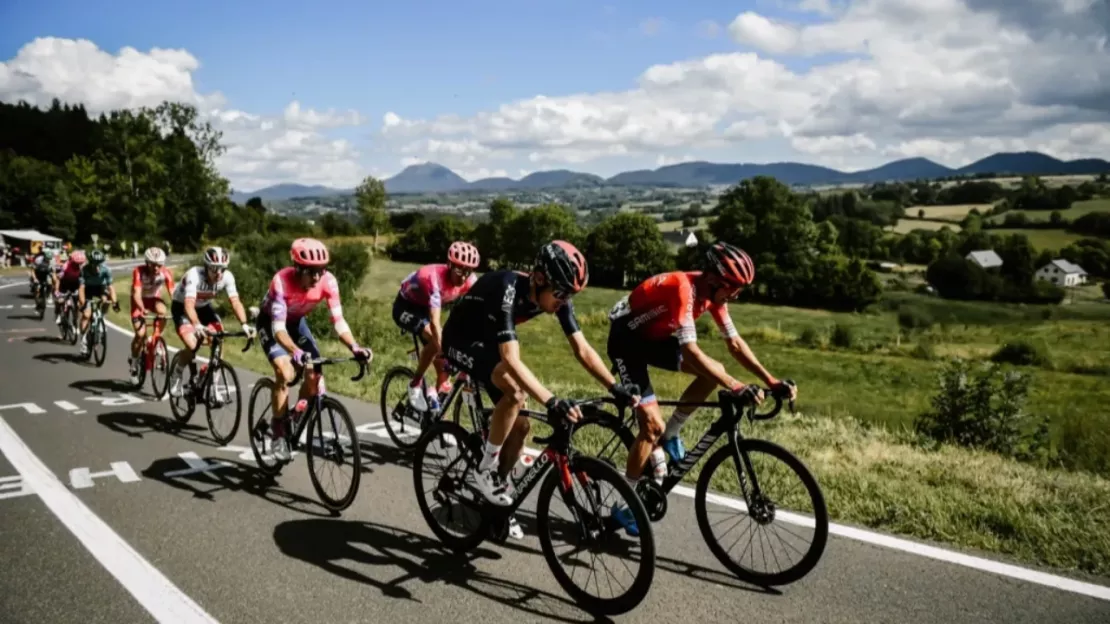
0, 0, 836, 118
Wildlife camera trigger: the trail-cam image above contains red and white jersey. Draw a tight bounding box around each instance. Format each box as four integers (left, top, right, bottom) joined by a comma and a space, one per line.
172, 266, 238, 307
132, 265, 175, 299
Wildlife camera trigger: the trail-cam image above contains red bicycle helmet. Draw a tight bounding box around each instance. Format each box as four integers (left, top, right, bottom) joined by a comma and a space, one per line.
291, 238, 329, 267
705, 241, 755, 286
534, 240, 588, 294
447, 241, 479, 269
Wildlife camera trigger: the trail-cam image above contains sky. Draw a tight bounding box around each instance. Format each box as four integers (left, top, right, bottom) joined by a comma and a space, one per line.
1, 0, 1108, 192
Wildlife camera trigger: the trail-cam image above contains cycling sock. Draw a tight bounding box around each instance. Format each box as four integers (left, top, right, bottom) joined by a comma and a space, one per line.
409, 378, 422, 388
479, 442, 502, 472
662, 410, 691, 439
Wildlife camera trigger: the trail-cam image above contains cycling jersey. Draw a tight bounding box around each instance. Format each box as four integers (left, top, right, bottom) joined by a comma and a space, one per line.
31, 254, 52, 276
259, 266, 349, 337
608, 271, 737, 345
79, 264, 113, 288
60, 260, 81, 282
171, 266, 238, 307
447, 270, 580, 345
131, 265, 175, 300
399, 264, 477, 309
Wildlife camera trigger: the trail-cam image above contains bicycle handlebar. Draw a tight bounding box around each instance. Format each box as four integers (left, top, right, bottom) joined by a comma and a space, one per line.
187, 328, 256, 354
288, 354, 371, 386
561, 378, 797, 426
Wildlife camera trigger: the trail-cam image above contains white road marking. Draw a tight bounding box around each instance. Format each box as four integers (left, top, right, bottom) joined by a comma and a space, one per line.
163, 451, 233, 478
0, 474, 34, 500
69, 462, 142, 489
0, 402, 45, 414
0, 415, 218, 622
55, 400, 81, 412
99, 317, 1110, 602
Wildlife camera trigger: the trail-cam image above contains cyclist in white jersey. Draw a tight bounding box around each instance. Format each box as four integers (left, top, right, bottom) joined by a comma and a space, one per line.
169, 247, 256, 383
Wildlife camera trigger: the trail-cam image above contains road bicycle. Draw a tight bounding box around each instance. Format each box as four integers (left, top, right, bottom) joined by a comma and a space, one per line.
167, 323, 253, 445
379, 328, 468, 450
55, 291, 80, 344
80, 297, 117, 367
129, 313, 171, 399
247, 355, 367, 512
32, 280, 48, 320
413, 396, 656, 616
568, 381, 829, 587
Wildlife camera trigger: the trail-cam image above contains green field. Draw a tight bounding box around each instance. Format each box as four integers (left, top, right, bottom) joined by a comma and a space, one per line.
657, 216, 710, 232
991, 228, 1087, 251
890, 219, 956, 234
104, 255, 1110, 578
987, 198, 1110, 224
906, 203, 994, 222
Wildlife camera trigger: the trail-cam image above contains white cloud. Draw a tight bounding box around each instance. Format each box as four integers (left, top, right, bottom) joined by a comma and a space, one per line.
383, 0, 1110, 175
0, 37, 367, 192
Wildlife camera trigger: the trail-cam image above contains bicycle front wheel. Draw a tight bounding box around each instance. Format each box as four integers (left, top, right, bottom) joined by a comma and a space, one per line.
91, 318, 107, 367
694, 439, 828, 586
305, 396, 362, 512
166, 351, 196, 423
150, 337, 170, 399
412, 420, 488, 553
379, 365, 428, 451
536, 454, 656, 615
246, 378, 284, 475
204, 360, 242, 445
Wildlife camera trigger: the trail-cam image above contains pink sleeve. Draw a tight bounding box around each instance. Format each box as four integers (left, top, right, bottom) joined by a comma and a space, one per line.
424, 266, 445, 309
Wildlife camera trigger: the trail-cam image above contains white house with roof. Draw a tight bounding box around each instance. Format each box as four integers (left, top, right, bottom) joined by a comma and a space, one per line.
966, 249, 1003, 269
1035, 259, 1088, 287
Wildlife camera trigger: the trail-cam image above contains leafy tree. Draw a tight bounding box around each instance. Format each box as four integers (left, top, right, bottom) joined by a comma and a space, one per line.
354, 175, 389, 248
586, 213, 673, 287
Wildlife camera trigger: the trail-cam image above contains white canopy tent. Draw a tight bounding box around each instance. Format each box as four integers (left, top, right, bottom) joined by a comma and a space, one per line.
0, 229, 64, 245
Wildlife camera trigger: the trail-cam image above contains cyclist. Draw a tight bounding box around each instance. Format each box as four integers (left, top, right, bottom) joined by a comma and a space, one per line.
128, 247, 175, 384
54, 249, 85, 326
440, 240, 640, 539
605, 241, 797, 535
169, 246, 255, 394
29, 248, 58, 306
256, 238, 371, 461
77, 249, 119, 357
392, 240, 479, 413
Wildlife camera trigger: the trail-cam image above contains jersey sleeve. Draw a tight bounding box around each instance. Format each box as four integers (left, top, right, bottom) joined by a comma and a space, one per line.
426, 267, 443, 309
323, 273, 350, 335
131, 267, 142, 290
709, 302, 739, 339
101, 266, 113, 285
673, 277, 698, 345
182, 269, 199, 300
491, 272, 520, 344
162, 267, 176, 293
556, 300, 581, 335
265, 273, 288, 332
222, 271, 238, 298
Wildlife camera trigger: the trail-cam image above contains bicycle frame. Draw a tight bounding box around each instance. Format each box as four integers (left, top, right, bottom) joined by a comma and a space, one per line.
141, 314, 167, 372
183, 325, 253, 397
282, 356, 368, 449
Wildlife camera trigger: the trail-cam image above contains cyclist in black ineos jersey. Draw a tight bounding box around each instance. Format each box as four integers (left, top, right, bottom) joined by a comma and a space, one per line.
440, 240, 641, 538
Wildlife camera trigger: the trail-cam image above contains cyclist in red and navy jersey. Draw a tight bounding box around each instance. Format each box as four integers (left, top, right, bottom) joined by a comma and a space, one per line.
439, 240, 640, 539
606, 241, 797, 534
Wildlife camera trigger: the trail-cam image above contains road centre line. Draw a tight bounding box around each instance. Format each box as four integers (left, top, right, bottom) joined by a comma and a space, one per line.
96, 316, 1110, 602
0, 415, 218, 623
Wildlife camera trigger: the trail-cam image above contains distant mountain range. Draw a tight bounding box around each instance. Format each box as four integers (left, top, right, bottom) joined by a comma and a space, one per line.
229, 151, 1110, 202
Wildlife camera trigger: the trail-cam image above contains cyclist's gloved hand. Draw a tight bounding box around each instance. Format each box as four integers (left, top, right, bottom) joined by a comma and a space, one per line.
728, 383, 764, 406
291, 348, 311, 368
350, 344, 372, 362
111, 301, 120, 312
242, 323, 257, 338
609, 382, 640, 408
545, 396, 581, 424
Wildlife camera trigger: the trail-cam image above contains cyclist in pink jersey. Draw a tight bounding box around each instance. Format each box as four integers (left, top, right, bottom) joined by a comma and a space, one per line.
256, 237, 372, 461
392, 241, 479, 412
53, 250, 85, 325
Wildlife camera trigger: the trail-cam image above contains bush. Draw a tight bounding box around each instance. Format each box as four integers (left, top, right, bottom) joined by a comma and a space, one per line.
991, 341, 1051, 368
897, 305, 934, 332
914, 359, 1050, 461
831, 323, 855, 349
797, 326, 822, 348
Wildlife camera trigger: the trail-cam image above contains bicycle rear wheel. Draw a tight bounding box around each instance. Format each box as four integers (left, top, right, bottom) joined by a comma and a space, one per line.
379, 365, 429, 451
67, 304, 79, 345
412, 420, 488, 553
204, 360, 242, 445
305, 396, 362, 512
694, 439, 828, 586
247, 378, 284, 476
536, 454, 656, 615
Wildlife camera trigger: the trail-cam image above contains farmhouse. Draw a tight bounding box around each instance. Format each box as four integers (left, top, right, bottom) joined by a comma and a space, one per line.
1035, 259, 1088, 288
662, 228, 699, 248
966, 249, 1003, 269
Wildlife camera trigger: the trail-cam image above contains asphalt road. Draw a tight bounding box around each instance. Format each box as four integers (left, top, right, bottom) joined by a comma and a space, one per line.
1, 281, 1109, 624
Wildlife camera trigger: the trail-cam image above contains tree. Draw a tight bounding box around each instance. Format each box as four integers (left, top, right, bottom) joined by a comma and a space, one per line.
500, 203, 583, 269
586, 213, 673, 287
354, 175, 389, 249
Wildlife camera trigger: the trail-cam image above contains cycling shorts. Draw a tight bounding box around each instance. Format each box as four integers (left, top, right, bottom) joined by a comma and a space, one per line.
440, 323, 505, 404
392, 292, 430, 342
131, 297, 166, 321
256, 311, 321, 362
171, 300, 221, 339
606, 319, 683, 406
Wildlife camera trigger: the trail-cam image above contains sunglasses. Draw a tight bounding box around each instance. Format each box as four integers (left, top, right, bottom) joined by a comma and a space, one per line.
300, 267, 326, 278
450, 265, 473, 278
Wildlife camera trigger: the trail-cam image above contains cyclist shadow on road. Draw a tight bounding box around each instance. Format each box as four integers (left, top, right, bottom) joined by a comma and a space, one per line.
354, 436, 416, 471
7, 313, 45, 321
25, 335, 67, 345
70, 378, 165, 402
140, 454, 340, 519
273, 518, 613, 623
32, 351, 89, 365
96, 410, 221, 449
496, 511, 778, 596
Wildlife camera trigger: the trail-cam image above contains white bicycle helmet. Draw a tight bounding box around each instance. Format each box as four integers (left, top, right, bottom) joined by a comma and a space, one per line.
144, 247, 166, 265
202, 246, 230, 268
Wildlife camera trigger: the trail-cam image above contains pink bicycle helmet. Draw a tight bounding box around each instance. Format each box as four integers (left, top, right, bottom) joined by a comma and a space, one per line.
291, 238, 330, 267
447, 241, 480, 269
